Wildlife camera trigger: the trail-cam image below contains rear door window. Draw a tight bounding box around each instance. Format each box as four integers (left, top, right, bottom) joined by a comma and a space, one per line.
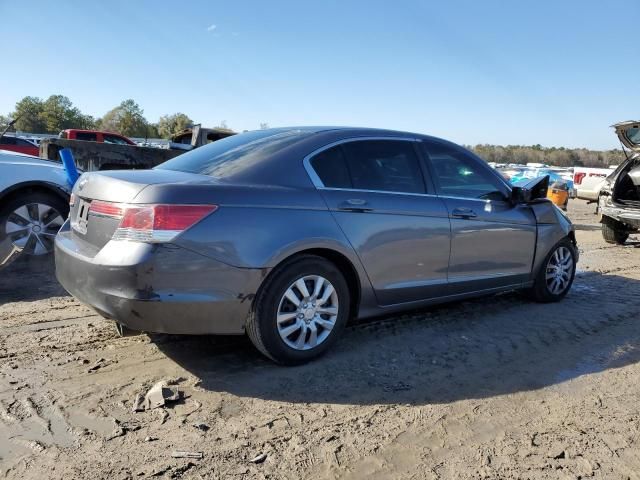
103, 134, 130, 144
343, 140, 426, 194
75, 132, 98, 142
310, 146, 351, 188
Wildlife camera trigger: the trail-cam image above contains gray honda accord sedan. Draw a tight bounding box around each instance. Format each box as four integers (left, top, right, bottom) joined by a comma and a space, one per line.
55, 127, 578, 364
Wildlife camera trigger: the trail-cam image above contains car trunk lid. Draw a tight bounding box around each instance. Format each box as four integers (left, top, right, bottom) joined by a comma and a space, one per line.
70, 169, 217, 252
612, 121, 640, 152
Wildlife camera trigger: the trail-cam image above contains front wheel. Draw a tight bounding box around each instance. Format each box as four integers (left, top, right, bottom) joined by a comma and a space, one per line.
246, 255, 350, 365
528, 239, 576, 303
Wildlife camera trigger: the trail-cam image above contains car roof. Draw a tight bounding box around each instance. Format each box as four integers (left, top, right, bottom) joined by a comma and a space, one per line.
267, 126, 429, 137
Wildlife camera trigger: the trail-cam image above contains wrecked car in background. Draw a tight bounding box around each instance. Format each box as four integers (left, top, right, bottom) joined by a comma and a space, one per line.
0, 151, 71, 267
168, 124, 235, 151
55, 127, 578, 365
500, 167, 573, 210
598, 120, 640, 244
39, 125, 235, 172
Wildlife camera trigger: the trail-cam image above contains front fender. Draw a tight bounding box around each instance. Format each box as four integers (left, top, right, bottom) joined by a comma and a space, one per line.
529, 201, 576, 278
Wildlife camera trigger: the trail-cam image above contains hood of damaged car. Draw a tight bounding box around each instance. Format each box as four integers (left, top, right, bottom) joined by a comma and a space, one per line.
612, 121, 640, 152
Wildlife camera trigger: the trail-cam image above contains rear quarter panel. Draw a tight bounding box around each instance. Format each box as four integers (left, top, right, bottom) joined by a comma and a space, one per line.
161, 182, 360, 268
165, 184, 377, 316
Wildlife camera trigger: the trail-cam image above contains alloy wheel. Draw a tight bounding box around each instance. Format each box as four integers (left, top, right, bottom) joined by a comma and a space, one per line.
545, 246, 574, 295
276, 275, 339, 351
5, 203, 64, 255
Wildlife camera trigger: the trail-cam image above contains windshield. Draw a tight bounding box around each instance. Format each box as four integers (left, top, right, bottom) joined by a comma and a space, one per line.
156, 129, 313, 178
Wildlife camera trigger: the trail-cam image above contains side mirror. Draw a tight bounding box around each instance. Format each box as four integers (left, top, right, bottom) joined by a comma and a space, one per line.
511, 175, 550, 204
510, 186, 530, 204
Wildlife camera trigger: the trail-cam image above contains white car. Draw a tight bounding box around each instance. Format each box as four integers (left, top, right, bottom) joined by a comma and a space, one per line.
0, 151, 71, 266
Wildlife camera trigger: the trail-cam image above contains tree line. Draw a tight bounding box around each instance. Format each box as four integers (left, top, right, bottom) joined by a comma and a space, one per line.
469, 143, 625, 168
0, 95, 625, 168
0, 95, 229, 139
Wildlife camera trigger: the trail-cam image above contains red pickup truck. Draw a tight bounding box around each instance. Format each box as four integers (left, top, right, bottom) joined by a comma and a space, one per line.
59, 129, 136, 145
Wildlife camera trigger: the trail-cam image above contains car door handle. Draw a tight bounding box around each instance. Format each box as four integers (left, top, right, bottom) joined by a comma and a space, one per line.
451, 207, 477, 218
338, 199, 373, 212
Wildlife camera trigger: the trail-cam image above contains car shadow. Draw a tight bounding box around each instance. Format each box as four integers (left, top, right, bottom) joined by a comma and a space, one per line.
154, 271, 640, 406
0, 255, 68, 303
573, 223, 601, 231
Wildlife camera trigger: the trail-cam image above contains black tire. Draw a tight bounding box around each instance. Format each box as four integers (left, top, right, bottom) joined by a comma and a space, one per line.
527, 238, 577, 303
0, 190, 69, 264
246, 254, 350, 365
601, 217, 629, 245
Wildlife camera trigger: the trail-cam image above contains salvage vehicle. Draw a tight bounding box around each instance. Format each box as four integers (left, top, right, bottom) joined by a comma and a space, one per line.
0, 151, 71, 267
598, 121, 640, 244
59, 129, 136, 145
0, 134, 39, 156
168, 124, 236, 151
501, 167, 572, 210
55, 127, 578, 364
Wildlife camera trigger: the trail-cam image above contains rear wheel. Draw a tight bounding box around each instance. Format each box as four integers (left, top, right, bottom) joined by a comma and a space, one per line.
246, 255, 350, 365
601, 217, 629, 245
528, 238, 576, 303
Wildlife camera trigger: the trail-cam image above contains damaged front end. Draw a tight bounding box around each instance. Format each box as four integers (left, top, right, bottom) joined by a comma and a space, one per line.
597, 121, 640, 237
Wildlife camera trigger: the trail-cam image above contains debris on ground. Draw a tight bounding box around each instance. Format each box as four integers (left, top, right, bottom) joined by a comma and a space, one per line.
132, 393, 145, 412
132, 381, 182, 411
171, 451, 203, 459
87, 358, 106, 373
249, 453, 267, 464
192, 422, 210, 432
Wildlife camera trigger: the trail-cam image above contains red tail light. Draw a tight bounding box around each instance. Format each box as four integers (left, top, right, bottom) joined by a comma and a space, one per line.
88, 202, 217, 242
573, 172, 586, 185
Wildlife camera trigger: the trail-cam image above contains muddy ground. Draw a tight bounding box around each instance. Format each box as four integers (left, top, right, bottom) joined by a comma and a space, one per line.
1, 200, 639, 480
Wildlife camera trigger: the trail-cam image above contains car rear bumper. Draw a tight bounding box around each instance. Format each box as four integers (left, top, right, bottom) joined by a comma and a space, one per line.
601, 204, 640, 229
54, 222, 264, 334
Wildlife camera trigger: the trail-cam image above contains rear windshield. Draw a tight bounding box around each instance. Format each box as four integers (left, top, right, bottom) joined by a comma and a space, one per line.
625, 126, 640, 145
156, 129, 312, 178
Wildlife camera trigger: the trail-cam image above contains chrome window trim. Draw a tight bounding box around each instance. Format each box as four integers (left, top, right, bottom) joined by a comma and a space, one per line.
318, 187, 512, 205
318, 186, 438, 199
436, 194, 509, 203
302, 136, 420, 189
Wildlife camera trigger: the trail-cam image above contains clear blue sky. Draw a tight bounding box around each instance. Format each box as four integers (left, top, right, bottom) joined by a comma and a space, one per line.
1, 1, 637, 149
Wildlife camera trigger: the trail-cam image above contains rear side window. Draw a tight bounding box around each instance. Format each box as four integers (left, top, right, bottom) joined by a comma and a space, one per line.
103, 134, 130, 145
424, 140, 507, 200
310, 146, 351, 188
343, 140, 426, 194
75, 132, 97, 141
157, 129, 313, 178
